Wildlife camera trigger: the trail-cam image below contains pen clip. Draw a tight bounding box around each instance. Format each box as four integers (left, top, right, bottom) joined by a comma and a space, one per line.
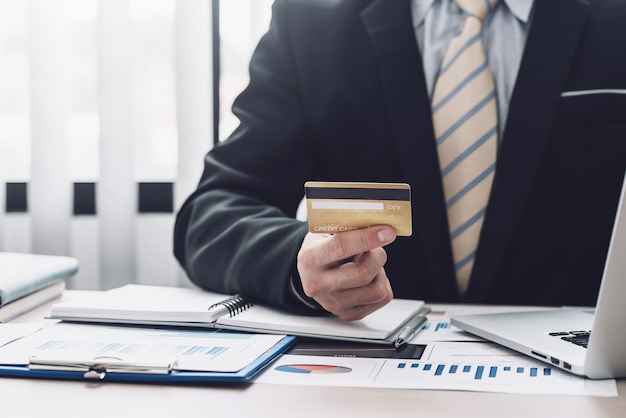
29, 356, 177, 380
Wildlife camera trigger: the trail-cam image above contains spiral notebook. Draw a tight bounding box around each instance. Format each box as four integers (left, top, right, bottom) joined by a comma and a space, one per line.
48, 284, 428, 346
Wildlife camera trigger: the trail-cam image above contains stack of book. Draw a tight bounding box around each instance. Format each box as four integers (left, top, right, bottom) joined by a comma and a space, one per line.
0, 252, 78, 322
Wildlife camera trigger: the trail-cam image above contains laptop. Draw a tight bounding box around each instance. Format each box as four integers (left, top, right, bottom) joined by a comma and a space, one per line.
451, 174, 626, 379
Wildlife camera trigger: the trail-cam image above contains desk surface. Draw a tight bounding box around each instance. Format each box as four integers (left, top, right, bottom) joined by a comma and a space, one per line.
4, 292, 626, 418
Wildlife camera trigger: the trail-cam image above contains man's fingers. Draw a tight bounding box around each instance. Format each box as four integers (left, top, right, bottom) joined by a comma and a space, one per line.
326, 271, 394, 321
296, 228, 396, 320
301, 246, 387, 297
321, 226, 397, 265
334, 249, 387, 289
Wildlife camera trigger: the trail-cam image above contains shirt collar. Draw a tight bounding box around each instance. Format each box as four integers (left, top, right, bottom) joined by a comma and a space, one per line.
412, 0, 534, 26
412, 0, 436, 26
506, 0, 534, 23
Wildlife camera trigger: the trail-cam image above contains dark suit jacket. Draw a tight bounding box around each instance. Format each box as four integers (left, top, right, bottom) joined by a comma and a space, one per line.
174, 0, 626, 311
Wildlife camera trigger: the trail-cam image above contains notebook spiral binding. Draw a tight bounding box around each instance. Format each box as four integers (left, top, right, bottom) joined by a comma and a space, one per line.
208, 294, 254, 318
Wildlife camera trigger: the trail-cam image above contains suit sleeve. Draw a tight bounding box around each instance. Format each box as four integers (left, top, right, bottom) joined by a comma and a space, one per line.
174, 0, 319, 312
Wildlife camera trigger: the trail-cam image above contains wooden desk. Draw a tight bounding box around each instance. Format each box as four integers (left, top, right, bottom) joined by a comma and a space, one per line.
4, 292, 625, 418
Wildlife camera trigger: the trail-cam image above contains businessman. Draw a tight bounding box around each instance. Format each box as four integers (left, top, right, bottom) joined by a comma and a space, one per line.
174, 0, 626, 320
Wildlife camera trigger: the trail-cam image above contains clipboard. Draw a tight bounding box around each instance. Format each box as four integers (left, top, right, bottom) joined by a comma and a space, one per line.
0, 323, 296, 383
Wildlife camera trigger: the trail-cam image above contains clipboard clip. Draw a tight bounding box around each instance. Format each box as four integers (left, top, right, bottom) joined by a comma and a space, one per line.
29, 356, 177, 380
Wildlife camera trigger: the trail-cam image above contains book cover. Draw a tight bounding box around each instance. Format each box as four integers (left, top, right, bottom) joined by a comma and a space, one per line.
0, 281, 66, 322
0, 252, 78, 306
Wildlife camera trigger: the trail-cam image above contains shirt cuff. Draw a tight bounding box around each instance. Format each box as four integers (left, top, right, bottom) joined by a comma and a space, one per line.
289, 275, 323, 311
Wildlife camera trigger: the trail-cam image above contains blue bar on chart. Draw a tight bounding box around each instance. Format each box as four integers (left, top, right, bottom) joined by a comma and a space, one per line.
205, 346, 228, 356
475, 366, 484, 379
435, 364, 445, 376
421, 322, 451, 332
395, 362, 554, 381
183, 345, 205, 355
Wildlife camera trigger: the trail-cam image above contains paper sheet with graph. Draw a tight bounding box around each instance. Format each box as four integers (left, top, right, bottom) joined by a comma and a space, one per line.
255, 306, 617, 397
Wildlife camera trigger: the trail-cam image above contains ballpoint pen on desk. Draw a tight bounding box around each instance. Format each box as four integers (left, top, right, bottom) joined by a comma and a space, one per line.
394, 313, 428, 349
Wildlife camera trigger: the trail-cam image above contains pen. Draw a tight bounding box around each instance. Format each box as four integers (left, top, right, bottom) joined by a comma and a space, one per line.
394, 314, 427, 349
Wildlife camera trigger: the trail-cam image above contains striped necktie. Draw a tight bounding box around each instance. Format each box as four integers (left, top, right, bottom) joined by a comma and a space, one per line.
431, 0, 499, 295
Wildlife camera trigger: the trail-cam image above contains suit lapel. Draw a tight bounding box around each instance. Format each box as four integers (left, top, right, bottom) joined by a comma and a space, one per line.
360, 0, 458, 299
466, 0, 591, 301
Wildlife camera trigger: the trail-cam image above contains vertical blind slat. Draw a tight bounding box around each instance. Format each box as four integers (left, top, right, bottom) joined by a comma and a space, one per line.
29, 0, 71, 257
175, 0, 212, 209
175, 0, 213, 286
98, 0, 136, 289
2, 0, 217, 291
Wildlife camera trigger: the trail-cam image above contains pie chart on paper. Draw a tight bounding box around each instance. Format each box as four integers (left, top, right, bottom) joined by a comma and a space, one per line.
275, 364, 352, 374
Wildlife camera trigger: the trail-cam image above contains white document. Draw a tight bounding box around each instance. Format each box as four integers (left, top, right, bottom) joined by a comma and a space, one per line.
0, 324, 45, 347
255, 342, 617, 397
255, 304, 617, 397
0, 322, 286, 373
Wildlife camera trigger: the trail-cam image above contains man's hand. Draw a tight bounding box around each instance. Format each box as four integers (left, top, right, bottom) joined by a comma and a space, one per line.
296, 226, 397, 321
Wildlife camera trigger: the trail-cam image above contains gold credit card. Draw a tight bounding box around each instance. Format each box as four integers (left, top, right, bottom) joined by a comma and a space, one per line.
304, 181, 412, 236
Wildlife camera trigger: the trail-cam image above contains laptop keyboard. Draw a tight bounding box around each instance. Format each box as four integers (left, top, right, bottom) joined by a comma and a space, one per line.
549, 330, 591, 348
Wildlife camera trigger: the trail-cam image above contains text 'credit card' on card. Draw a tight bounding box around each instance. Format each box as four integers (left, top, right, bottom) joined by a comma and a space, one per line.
304, 181, 412, 236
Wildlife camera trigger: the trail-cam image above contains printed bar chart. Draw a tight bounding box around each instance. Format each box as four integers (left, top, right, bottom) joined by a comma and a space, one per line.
394, 361, 551, 380
259, 347, 616, 396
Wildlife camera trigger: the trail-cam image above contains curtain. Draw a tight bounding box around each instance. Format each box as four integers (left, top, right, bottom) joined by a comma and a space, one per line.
0, 0, 213, 290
